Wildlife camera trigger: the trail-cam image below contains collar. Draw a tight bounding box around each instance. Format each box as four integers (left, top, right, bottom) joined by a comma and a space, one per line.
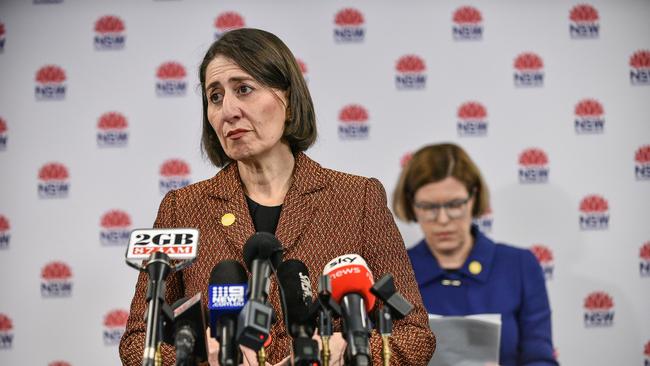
410, 225, 496, 287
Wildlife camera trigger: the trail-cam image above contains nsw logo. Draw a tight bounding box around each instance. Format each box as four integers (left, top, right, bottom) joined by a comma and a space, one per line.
0, 22, 5, 53
583, 291, 614, 327
103, 309, 128, 345
297, 58, 309, 84
574, 99, 604, 134
334, 8, 365, 43
635, 145, 650, 180
530, 244, 554, 280
214, 12, 245, 40
569, 4, 599, 39
100, 210, 131, 246
94, 15, 125, 50
644, 340, 650, 365
338, 104, 369, 140
156, 61, 187, 97
0, 313, 13, 349
0, 117, 7, 151
473, 208, 493, 233
0, 215, 10, 250
38, 162, 70, 199
35, 65, 66, 100
630, 50, 650, 86
514, 52, 544, 87
518, 148, 549, 184
579, 194, 609, 230
452, 6, 483, 41
97, 111, 128, 147
395, 55, 427, 90
640, 242, 650, 277
41, 261, 73, 298
457, 101, 488, 137
159, 159, 191, 195
48, 362, 71, 366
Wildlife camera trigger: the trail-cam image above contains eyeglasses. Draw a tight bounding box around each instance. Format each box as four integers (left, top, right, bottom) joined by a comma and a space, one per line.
413, 195, 472, 221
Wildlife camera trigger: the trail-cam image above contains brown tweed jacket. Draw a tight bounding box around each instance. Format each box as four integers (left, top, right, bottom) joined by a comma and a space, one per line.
120, 153, 435, 365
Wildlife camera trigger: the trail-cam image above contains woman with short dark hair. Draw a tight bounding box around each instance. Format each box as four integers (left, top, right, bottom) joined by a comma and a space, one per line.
120, 28, 435, 366
393, 143, 557, 366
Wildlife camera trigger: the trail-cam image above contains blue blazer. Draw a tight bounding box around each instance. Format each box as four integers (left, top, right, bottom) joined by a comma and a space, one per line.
408, 226, 557, 366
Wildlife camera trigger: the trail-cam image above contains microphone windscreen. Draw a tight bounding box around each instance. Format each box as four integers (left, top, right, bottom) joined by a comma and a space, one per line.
277, 259, 313, 331
209, 260, 248, 285
242, 232, 283, 270
323, 254, 376, 311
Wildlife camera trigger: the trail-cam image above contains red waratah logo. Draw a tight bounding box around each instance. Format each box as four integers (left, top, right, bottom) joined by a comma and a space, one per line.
335, 8, 364, 26
514, 53, 544, 71
214, 12, 245, 32
400, 152, 413, 168
519, 148, 548, 166
453, 6, 482, 24
95, 16, 125, 33
570, 4, 599, 22
580, 194, 608, 213
296, 59, 308, 75
0, 117, 7, 133
630, 50, 650, 69
104, 309, 129, 328
630, 50, 650, 85
39, 163, 69, 181
36, 65, 66, 83
396, 55, 426, 73
584, 291, 614, 311
575, 99, 604, 117
42, 261, 72, 280
0, 22, 5, 37
644, 341, 650, 357
157, 62, 186, 80
339, 105, 368, 123
101, 210, 131, 229
531, 245, 554, 264
0, 215, 9, 232
636, 145, 650, 163
640, 242, 650, 261
98, 112, 127, 130
0, 314, 12, 331
458, 102, 487, 119
48, 362, 71, 366
160, 159, 190, 177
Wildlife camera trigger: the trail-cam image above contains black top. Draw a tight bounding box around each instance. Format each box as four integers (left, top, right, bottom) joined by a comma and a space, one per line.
245, 195, 282, 235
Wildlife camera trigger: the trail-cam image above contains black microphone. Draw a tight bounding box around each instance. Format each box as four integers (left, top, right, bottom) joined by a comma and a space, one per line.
208, 260, 248, 366
236, 232, 283, 351
167, 293, 208, 366
277, 259, 320, 366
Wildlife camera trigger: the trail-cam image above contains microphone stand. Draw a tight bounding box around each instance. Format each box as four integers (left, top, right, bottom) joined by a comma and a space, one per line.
316, 275, 341, 366
142, 252, 174, 366
370, 274, 415, 366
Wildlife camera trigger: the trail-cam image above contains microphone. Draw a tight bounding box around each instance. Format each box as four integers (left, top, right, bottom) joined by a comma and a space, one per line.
323, 254, 376, 366
208, 260, 248, 366
236, 232, 283, 351
277, 259, 320, 366
166, 293, 209, 366
125, 228, 200, 366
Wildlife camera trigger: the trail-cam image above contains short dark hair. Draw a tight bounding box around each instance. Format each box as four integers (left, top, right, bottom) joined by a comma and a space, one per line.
393, 143, 490, 222
198, 28, 317, 167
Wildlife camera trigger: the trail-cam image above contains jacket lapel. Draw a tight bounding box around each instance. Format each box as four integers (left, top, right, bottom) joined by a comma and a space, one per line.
205, 163, 255, 255
205, 153, 327, 253
275, 153, 327, 252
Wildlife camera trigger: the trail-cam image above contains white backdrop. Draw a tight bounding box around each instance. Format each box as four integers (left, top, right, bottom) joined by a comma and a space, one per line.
1, 1, 649, 365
